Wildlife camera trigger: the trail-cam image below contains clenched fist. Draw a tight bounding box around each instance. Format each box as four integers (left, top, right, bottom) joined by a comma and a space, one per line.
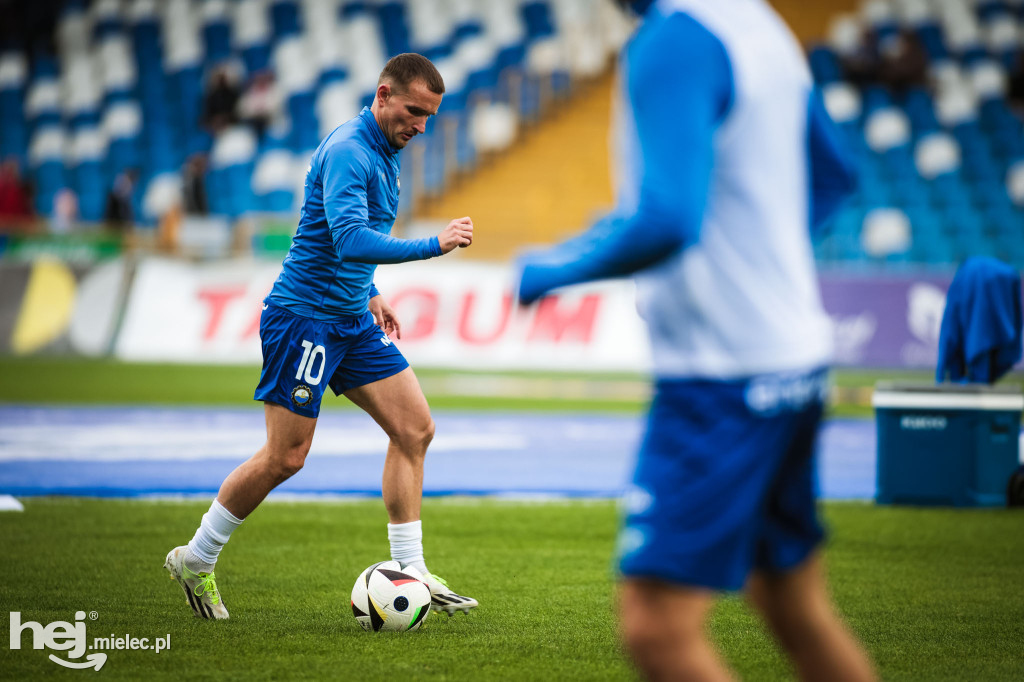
438, 216, 473, 253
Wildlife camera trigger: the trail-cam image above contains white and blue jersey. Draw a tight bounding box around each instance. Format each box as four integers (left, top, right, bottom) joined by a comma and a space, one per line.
516, 0, 857, 590
518, 0, 855, 380
268, 107, 441, 319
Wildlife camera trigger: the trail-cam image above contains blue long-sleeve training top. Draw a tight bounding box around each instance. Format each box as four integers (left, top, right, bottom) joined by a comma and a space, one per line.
267, 107, 442, 319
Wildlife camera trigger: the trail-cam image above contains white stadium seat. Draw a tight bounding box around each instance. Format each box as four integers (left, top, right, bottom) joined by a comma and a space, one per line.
914, 132, 961, 179
233, 0, 272, 49
69, 127, 108, 165
823, 82, 862, 124
142, 172, 184, 220
98, 36, 138, 92
102, 101, 143, 140
25, 80, 62, 118
865, 107, 911, 152
316, 80, 359, 138
861, 208, 912, 258
210, 126, 258, 168
968, 60, 1008, 100
0, 53, 28, 90
29, 127, 68, 165
1007, 160, 1024, 207
827, 14, 863, 56
252, 149, 296, 194
470, 101, 517, 153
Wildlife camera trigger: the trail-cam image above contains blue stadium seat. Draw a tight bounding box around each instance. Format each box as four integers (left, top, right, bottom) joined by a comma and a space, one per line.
808, 46, 842, 84
287, 92, 319, 151
377, 2, 412, 56
203, 22, 233, 65
914, 23, 948, 61
903, 88, 939, 133
521, 2, 556, 40
271, 0, 302, 40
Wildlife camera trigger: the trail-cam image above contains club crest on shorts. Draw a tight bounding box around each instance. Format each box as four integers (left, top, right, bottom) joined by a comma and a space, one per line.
291, 384, 313, 407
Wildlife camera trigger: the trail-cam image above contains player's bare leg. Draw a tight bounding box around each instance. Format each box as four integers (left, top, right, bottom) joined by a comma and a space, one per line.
746, 554, 876, 682
344, 368, 433, 524
165, 403, 316, 619
344, 367, 477, 614
217, 403, 317, 518
619, 579, 735, 682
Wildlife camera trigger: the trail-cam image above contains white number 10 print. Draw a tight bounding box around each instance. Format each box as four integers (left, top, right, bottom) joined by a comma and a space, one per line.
295, 340, 326, 385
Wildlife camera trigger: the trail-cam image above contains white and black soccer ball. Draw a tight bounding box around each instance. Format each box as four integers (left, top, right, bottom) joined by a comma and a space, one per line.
350, 560, 431, 632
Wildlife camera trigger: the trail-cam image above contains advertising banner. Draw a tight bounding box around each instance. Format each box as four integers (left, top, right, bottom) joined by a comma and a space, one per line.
110, 257, 994, 371
114, 259, 650, 371
0, 258, 129, 357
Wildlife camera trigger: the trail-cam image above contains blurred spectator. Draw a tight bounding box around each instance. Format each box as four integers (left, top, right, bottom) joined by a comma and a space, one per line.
182, 154, 210, 215
878, 31, 928, 95
1009, 54, 1024, 120
50, 187, 77, 234
104, 168, 139, 230
0, 0, 59, 60
202, 68, 241, 135
0, 158, 33, 220
237, 70, 284, 140
841, 28, 928, 95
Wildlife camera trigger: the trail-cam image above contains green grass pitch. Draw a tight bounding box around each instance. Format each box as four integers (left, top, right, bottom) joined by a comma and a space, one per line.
2, 358, 1024, 680
2, 499, 1023, 681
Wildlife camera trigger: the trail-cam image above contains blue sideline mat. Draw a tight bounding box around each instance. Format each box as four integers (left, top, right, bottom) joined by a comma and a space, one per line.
0, 406, 876, 499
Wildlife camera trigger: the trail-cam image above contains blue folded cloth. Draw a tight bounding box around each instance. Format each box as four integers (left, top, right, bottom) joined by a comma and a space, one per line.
936, 257, 1023, 384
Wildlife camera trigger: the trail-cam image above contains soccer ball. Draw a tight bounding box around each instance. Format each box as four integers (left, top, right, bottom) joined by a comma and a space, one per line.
350, 561, 432, 632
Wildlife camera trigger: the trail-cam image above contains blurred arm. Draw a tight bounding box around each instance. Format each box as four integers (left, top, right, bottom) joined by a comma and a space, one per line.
808, 89, 856, 231
517, 13, 731, 304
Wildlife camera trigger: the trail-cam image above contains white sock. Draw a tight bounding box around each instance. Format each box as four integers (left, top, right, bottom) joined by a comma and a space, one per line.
388, 520, 428, 576
186, 500, 243, 572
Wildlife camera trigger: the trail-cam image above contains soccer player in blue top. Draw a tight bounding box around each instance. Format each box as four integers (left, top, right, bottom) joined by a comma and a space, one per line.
165, 54, 478, 620
516, 1, 876, 680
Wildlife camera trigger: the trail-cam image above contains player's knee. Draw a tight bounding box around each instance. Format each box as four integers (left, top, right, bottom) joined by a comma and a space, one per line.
270, 442, 311, 481
392, 416, 434, 453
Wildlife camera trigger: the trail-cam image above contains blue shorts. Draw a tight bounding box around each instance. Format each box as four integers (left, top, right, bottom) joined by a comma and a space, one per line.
253, 302, 409, 418
617, 368, 829, 591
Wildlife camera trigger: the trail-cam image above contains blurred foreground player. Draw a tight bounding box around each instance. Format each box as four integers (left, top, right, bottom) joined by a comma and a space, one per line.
516, 1, 875, 680
165, 54, 477, 619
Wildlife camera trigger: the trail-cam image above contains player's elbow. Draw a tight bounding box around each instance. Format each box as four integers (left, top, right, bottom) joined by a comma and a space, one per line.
634, 209, 693, 266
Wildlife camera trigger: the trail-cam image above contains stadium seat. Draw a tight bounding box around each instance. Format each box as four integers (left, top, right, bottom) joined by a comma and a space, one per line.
28, 126, 67, 215
252, 148, 297, 212
861, 207, 912, 258
0, 52, 28, 161
915, 132, 961, 179
1007, 160, 1024, 206
141, 172, 182, 222
102, 100, 143, 174
68, 127, 108, 221
316, 80, 360, 138
209, 126, 257, 217
866, 107, 911, 152
201, 0, 234, 65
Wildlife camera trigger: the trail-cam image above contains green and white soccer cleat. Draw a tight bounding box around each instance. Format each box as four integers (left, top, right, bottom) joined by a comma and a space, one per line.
164, 546, 229, 620
422, 572, 478, 615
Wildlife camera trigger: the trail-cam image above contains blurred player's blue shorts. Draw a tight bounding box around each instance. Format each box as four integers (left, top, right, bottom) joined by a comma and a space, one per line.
253, 302, 409, 418
617, 368, 829, 591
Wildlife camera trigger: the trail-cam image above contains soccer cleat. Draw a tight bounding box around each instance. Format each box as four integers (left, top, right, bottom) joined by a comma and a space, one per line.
422, 573, 478, 615
164, 546, 229, 620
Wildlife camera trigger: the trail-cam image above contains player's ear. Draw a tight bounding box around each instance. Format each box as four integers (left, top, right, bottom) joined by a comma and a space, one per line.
376, 82, 391, 104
